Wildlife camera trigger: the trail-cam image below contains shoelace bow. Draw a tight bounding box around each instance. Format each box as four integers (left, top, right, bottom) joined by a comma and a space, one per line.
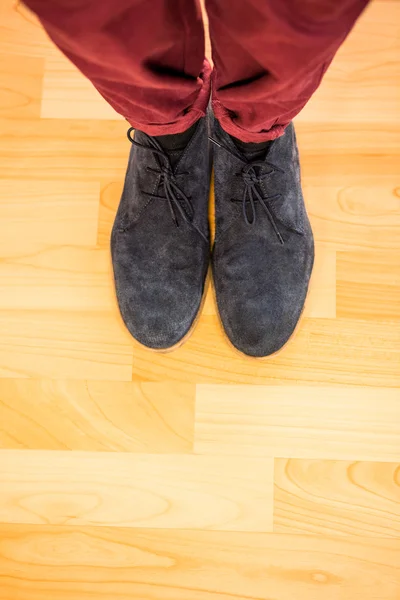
127, 127, 194, 228
210, 137, 285, 245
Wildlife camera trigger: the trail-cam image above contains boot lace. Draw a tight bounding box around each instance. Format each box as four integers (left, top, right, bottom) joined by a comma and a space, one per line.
128, 127, 194, 228
210, 137, 285, 245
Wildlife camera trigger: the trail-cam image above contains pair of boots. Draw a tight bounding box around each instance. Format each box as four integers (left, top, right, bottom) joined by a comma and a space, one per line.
111, 112, 314, 358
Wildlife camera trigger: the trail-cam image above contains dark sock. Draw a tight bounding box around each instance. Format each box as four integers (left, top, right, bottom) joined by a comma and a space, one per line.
232, 135, 273, 161
155, 121, 199, 166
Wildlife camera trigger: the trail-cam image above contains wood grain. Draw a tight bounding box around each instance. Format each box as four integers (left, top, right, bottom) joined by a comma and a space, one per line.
0, 118, 128, 182
337, 251, 400, 320
0, 246, 114, 311
0, 525, 399, 600
97, 181, 124, 248
0, 450, 273, 531
305, 244, 336, 318
304, 174, 400, 251
0, 53, 44, 119
42, 54, 122, 121
0, 381, 195, 452
274, 458, 400, 537
0, 0, 51, 58
195, 386, 400, 460
0, 179, 100, 253
0, 310, 133, 380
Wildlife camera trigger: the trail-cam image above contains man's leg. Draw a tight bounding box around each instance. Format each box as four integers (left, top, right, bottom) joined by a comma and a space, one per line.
206, 0, 369, 141
25, 0, 212, 350
207, 0, 370, 357
25, 0, 211, 134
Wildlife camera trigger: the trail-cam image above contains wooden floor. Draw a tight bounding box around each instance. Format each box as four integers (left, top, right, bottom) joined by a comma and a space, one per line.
0, 1, 400, 598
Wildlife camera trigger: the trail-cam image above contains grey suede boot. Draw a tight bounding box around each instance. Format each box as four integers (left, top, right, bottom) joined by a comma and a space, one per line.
111, 117, 211, 350
210, 117, 314, 357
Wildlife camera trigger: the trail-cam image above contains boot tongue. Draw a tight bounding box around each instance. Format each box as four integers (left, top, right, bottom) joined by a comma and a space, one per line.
155, 121, 199, 168
231, 135, 273, 162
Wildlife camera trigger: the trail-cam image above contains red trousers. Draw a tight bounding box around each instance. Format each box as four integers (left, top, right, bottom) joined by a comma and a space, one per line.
26, 0, 369, 142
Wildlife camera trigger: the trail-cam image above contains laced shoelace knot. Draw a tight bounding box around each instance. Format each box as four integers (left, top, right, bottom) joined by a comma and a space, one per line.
210, 136, 285, 245
127, 127, 194, 228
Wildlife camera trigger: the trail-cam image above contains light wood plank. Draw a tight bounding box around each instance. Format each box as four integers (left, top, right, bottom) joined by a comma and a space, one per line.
0, 525, 399, 600
0, 53, 44, 119
274, 458, 400, 537
0, 118, 128, 181
304, 175, 400, 251
0, 246, 115, 311
337, 251, 400, 320
0, 180, 100, 253
97, 181, 123, 248
132, 316, 400, 386
0, 381, 194, 452
305, 245, 336, 318
0, 310, 133, 380
194, 386, 400, 460
0, 451, 273, 531
296, 123, 400, 253
295, 122, 400, 157
0, 0, 52, 58
202, 285, 216, 316
42, 53, 122, 120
